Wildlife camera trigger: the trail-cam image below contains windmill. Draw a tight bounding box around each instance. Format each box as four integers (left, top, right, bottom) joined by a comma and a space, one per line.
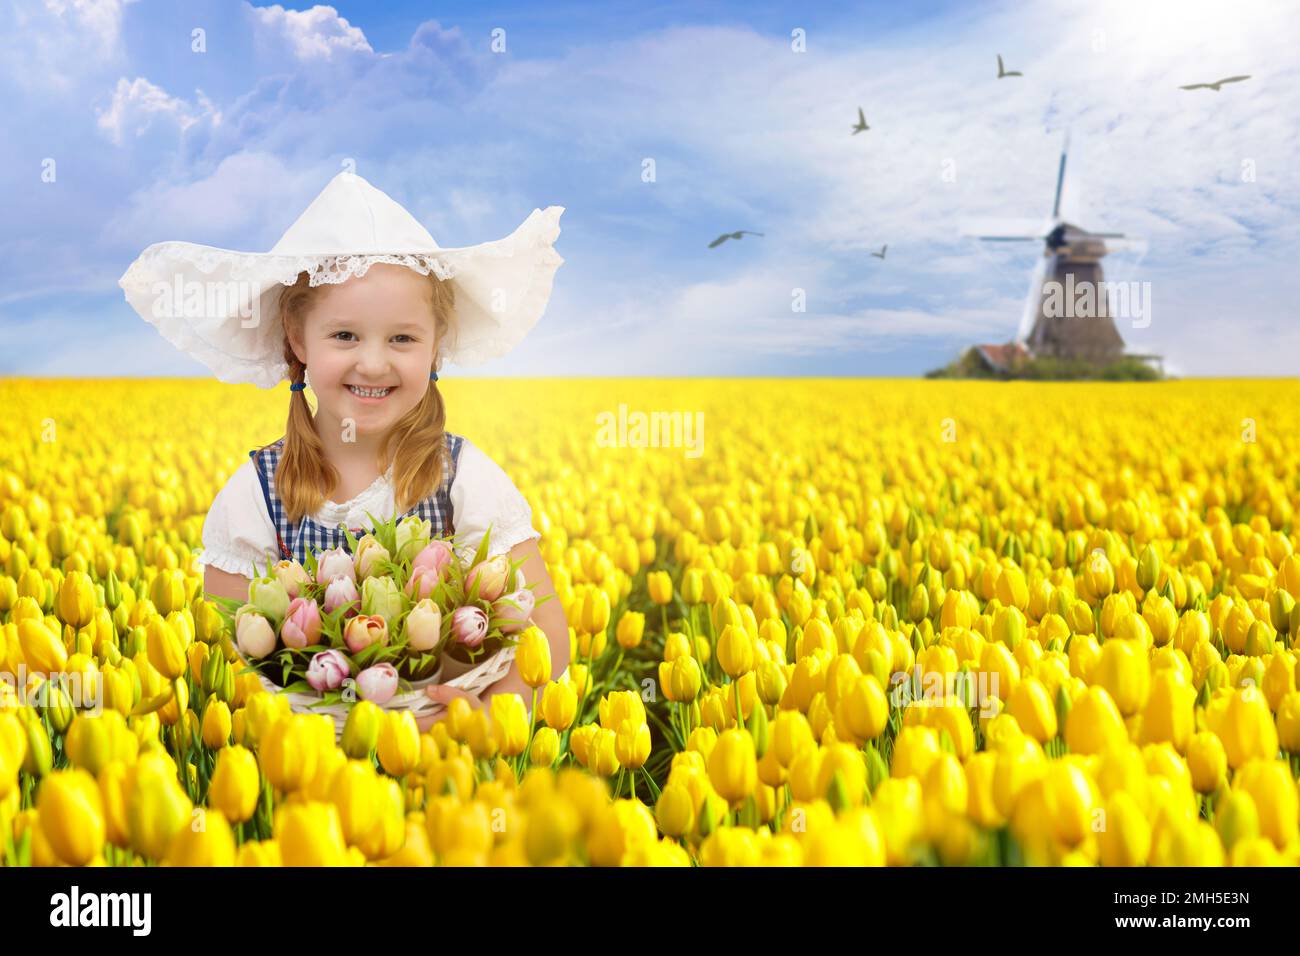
965, 134, 1145, 366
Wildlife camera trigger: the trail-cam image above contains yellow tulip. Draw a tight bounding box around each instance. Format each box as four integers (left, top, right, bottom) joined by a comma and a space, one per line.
1065, 686, 1128, 755
56, 570, 96, 629
201, 699, 232, 749
706, 728, 756, 805
259, 715, 319, 793
517, 625, 552, 688
1139, 669, 1195, 752
836, 674, 888, 743
1093, 637, 1149, 717
1218, 686, 1278, 769
209, 745, 260, 824
529, 726, 559, 766
717, 624, 754, 679
488, 693, 530, 757
616, 611, 645, 649
165, 808, 236, 866
615, 718, 651, 770
275, 801, 352, 866
1098, 790, 1151, 866
37, 769, 105, 866
17, 618, 66, 675
376, 710, 421, 776
126, 752, 193, 860
145, 616, 187, 681
1234, 759, 1299, 849
1186, 731, 1227, 794
647, 571, 673, 606
1006, 676, 1057, 744
540, 680, 577, 730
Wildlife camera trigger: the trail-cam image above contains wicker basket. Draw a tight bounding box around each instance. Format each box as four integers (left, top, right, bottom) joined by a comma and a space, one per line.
252, 642, 518, 742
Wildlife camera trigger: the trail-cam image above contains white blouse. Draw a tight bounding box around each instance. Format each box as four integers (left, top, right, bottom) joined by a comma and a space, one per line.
197, 437, 540, 578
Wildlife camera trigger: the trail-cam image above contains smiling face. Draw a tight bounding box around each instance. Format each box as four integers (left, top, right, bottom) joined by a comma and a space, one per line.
287, 263, 438, 436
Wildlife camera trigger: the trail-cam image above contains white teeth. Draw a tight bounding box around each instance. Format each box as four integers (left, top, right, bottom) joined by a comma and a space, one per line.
348, 385, 392, 398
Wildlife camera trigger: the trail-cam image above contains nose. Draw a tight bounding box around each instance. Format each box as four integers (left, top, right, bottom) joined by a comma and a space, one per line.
354, 340, 393, 379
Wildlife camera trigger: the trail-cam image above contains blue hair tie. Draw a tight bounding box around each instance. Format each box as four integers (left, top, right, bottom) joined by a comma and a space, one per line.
430, 371, 439, 382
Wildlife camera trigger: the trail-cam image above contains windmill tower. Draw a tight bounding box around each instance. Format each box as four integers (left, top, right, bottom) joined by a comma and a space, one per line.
969, 135, 1136, 364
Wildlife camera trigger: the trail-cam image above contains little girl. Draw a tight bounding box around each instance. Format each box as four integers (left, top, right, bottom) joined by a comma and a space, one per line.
119, 170, 569, 728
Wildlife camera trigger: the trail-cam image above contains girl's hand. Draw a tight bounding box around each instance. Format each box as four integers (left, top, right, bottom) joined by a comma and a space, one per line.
415, 684, 483, 732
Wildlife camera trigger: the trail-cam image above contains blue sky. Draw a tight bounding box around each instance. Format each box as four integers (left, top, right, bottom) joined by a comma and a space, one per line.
1, 0, 1297, 377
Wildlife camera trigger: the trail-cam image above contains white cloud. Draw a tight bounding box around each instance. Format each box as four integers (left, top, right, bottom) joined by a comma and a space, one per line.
96, 76, 217, 145
250, 3, 373, 61
101, 151, 324, 249
2, 0, 133, 89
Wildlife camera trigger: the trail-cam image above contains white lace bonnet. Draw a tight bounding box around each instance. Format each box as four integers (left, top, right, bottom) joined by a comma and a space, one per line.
118, 172, 565, 388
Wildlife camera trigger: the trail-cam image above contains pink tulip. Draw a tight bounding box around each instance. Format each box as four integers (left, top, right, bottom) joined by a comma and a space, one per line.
306, 649, 350, 692
411, 540, 453, 579
405, 565, 440, 601
406, 599, 442, 652
356, 663, 399, 704
323, 576, 360, 617
280, 597, 323, 649
273, 560, 312, 600
344, 614, 389, 655
316, 547, 356, 586
235, 609, 276, 659
495, 587, 535, 634
467, 554, 510, 602
451, 605, 489, 649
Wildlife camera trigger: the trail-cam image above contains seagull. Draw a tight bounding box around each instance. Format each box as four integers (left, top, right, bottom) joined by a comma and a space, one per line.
708, 230, 764, 248
870, 244, 888, 259
851, 107, 870, 134
1179, 75, 1251, 91
997, 54, 1022, 78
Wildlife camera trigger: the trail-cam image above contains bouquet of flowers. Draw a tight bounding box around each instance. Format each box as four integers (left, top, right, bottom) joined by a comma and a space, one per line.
212, 513, 549, 711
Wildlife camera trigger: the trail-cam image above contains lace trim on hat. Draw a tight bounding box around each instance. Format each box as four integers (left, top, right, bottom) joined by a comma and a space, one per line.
304, 254, 458, 286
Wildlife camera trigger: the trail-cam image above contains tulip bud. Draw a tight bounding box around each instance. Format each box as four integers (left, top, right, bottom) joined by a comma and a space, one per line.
517, 626, 552, 689
405, 599, 443, 652
343, 614, 388, 655
341, 700, 383, 759
467, 555, 511, 602
1136, 544, 1160, 592
234, 607, 276, 659
202, 699, 233, 749
641, 570, 673, 607
361, 576, 402, 621
20, 708, 54, 777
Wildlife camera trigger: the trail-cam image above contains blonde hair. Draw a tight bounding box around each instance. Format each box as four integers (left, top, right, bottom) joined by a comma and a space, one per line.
263, 267, 456, 524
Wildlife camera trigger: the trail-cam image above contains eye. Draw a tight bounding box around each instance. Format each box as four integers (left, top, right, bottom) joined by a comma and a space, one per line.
331, 331, 357, 342
392, 334, 416, 343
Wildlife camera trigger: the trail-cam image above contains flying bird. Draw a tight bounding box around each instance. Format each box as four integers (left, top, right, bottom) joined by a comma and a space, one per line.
1179, 75, 1251, 91
708, 230, 764, 248
851, 107, 870, 134
997, 54, 1022, 78
870, 244, 888, 259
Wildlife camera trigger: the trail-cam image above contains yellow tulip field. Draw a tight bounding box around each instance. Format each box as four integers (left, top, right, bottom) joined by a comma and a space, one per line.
2, 376, 1300, 866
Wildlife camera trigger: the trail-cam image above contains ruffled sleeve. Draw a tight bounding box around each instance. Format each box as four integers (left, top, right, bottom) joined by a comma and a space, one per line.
450, 439, 541, 566
197, 459, 282, 579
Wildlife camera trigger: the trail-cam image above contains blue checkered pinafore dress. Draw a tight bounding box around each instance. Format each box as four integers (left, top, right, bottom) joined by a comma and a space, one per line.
248, 432, 465, 564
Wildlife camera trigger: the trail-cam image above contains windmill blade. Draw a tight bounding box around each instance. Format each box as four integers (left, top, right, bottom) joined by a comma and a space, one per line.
1015, 253, 1051, 344
1051, 131, 1070, 220
972, 236, 1042, 242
